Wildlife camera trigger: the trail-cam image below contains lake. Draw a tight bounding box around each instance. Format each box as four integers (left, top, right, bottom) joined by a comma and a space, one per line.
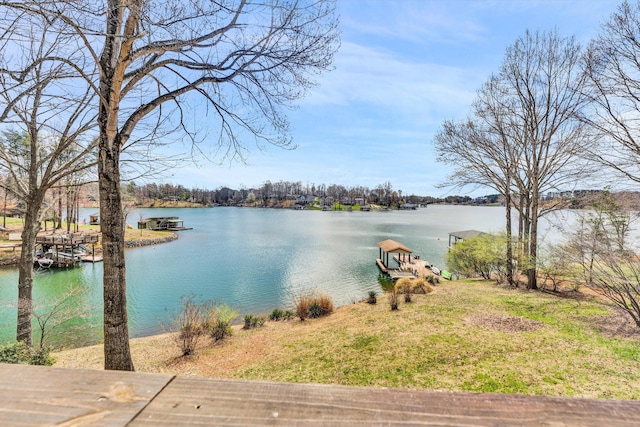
0, 205, 512, 346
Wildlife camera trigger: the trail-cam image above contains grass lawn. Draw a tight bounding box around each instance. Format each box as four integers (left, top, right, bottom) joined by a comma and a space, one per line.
54, 280, 640, 399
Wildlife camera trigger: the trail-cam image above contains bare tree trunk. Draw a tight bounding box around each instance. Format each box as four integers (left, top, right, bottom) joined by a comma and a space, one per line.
98, 136, 134, 371
16, 198, 42, 344
527, 189, 539, 290
57, 187, 62, 229
66, 188, 72, 233
96, 0, 135, 372
505, 188, 514, 287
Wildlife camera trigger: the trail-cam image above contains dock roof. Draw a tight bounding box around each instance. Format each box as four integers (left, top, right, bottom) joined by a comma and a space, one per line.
449, 230, 485, 240
377, 239, 412, 254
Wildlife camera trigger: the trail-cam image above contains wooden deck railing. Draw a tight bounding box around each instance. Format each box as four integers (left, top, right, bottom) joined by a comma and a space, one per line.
1, 364, 639, 426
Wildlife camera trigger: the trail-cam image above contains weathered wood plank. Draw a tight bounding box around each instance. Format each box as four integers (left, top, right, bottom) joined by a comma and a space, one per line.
131, 377, 640, 426
2, 365, 640, 426
0, 364, 172, 426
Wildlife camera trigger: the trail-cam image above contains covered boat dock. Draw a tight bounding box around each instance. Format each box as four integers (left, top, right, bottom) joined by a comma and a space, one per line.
138, 217, 192, 231
376, 239, 417, 280
36, 232, 100, 267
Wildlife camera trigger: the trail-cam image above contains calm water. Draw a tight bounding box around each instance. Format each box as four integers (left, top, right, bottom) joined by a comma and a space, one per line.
0, 205, 510, 346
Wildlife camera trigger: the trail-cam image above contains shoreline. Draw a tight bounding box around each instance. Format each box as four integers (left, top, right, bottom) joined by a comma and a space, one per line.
51, 281, 640, 400
0, 231, 178, 267
124, 232, 179, 248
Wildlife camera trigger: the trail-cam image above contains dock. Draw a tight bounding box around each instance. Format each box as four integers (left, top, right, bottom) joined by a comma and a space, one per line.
35, 232, 101, 268
376, 239, 446, 280
376, 239, 417, 279
1, 364, 640, 426
138, 217, 192, 231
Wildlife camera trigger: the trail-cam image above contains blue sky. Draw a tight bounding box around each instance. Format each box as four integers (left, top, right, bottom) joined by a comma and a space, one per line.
169, 0, 621, 197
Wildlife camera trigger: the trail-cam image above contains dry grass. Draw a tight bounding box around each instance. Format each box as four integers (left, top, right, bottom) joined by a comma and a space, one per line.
53, 280, 640, 399
294, 291, 334, 320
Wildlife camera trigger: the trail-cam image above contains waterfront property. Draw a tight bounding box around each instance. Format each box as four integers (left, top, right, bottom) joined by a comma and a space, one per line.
137, 217, 192, 231
0, 205, 513, 344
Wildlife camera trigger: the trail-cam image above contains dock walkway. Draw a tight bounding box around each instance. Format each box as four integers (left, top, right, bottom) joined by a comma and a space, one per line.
1, 364, 640, 426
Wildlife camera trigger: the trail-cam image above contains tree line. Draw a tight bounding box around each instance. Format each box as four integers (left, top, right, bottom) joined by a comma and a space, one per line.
124, 180, 459, 206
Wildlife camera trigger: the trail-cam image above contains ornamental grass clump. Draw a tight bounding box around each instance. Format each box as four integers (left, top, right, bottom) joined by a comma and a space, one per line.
269, 308, 285, 321
294, 291, 334, 320
269, 308, 294, 321
366, 290, 377, 304
412, 277, 435, 294
243, 314, 266, 329
395, 278, 413, 303
387, 285, 400, 310
425, 275, 440, 286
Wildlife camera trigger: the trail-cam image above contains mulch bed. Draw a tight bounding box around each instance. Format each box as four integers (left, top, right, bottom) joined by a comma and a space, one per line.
465, 313, 545, 333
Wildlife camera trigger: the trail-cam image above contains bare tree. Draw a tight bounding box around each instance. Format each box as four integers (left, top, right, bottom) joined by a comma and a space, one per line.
435, 29, 590, 290
4, 0, 339, 370
563, 191, 640, 327
504, 30, 590, 289
0, 12, 97, 345
434, 74, 520, 286
582, 1, 640, 184
32, 285, 96, 350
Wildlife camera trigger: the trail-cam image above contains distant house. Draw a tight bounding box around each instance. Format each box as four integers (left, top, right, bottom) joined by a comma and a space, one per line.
354, 197, 365, 206
323, 196, 334, 206
401, 203, 418, 210
296, 195, 316, 205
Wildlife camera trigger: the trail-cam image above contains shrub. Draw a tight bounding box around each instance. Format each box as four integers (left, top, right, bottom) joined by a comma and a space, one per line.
395, 278, 413, 303
413, 277, 435, 293
269, 308, 285, 321
387, 286, 399, 310
308, 302, 324, 318
314, 292, 334, 316
425, 275, 440, 286
244, 314, 267, 329
243, 314, 254, 329
367, 290, 377, 304
445, 233, 508, 280
0, 341, 28, 364
170, 294, 206, 356
0, 342, 54, 366
28, 346, 55, 366
294, 291, 334, 320
206, 303, 238, 342
295, 294, 313, 321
